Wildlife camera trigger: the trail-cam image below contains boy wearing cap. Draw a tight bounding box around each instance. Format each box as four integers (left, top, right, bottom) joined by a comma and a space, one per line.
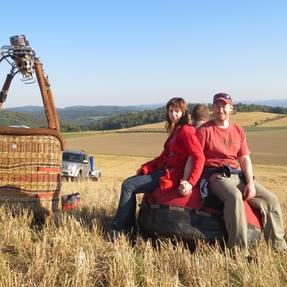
196, 92, 287, 256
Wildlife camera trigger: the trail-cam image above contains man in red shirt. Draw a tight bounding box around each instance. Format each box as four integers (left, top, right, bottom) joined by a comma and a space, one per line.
196, 92, 287, 257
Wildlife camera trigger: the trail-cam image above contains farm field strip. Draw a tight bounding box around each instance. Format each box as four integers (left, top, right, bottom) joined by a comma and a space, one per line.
65, 127, 287, 166
1, 155, 286, 285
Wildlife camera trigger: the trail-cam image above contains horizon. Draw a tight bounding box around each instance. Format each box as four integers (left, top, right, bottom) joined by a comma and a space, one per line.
1, 1, 287, 108
4, 97, 287, 110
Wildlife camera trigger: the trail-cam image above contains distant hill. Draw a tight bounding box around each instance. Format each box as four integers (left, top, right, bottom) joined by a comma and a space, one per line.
6, 104, 163, 114
239, 99, 287, 108
0, 110, 46, 128
2, 103, 287, 132
6, 106, 44, 113
5, 104, 164, 126
3, 104, 164, 131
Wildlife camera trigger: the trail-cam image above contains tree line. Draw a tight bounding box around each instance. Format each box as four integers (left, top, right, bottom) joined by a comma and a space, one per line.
1, 103, 287, 132
68, 103, 287, 132
235, 103, 287, 114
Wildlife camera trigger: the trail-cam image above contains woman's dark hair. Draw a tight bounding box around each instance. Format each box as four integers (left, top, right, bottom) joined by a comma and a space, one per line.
165, 97, 191, 132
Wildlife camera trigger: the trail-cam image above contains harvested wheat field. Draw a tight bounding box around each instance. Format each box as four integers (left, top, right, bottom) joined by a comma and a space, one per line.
0, 153, 287, 286
1, 117, 287, 286
245, 128, 287, 165
230, 112, 280, 127
259, 116, 287, 127
66, 132, 168, 157
119, 112, 282, 131
65, 127, 287, 166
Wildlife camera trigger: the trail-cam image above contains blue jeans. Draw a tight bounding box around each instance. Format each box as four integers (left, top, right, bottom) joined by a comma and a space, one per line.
111, 169, 164, 232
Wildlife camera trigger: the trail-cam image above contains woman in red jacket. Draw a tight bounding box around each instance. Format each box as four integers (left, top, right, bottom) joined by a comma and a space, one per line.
111, 97, 205, 235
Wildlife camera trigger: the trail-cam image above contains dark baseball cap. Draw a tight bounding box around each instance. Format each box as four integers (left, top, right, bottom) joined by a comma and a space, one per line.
213, 93, 233, 104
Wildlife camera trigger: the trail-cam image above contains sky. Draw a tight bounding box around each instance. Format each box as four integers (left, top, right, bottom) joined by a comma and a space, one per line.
0, 0, 287, 108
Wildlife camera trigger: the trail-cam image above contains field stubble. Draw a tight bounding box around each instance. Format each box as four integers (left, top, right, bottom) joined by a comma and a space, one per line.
65, 127, 287, 166
0, 154, 287, 286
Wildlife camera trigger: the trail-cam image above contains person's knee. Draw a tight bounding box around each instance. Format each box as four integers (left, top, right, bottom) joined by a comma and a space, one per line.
121, 178, 135, 194
258, 189, 281, 211
267, 192, 280, 210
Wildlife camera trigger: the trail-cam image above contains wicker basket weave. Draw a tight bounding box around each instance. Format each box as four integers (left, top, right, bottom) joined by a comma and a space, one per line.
0, 129, 64, 216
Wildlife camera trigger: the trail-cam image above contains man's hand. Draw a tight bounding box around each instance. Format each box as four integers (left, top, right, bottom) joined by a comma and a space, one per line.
243, 182, 256, 200
238, 154, 256, 200
178, 180, 193, 196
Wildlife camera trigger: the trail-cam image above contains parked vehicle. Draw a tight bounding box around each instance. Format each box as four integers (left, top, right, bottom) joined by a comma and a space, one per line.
62, 150, 101, 181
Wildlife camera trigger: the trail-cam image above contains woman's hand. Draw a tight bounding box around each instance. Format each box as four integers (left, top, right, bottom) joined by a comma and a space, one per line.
178, 180, 192, 196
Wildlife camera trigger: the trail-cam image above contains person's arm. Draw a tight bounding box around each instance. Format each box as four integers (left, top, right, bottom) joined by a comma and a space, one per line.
178, 157, 193, 196
139, 149, 167, 175
195, 126, 207, 149
238, 154, 256, 200
183, 156, 192, 180
178, 127, 205, 196
182, 128, 205, 185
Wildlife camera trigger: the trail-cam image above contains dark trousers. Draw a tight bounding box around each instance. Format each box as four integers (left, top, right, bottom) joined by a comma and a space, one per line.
111, 170, 164, 232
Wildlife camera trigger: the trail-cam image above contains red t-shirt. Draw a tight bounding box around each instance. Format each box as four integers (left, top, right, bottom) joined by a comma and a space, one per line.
196, 120, 250, 168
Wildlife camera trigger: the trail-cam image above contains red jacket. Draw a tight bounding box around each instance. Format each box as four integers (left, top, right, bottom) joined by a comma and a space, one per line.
141, 124, 205, 190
